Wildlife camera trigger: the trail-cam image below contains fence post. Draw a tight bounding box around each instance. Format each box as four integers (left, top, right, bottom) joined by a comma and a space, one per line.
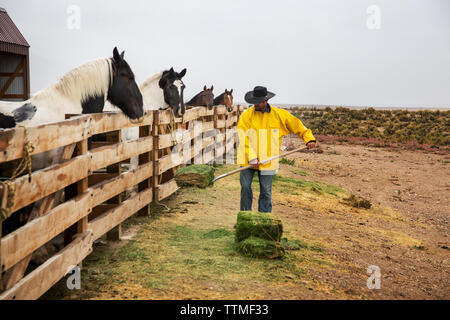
76, 119, 90, 236
106, 130, 122, 241
138, 120, 152, 216
213, 107, 218, 165
152, 111, 159, 202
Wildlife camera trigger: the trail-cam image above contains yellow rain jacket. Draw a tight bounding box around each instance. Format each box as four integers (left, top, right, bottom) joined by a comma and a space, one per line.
237, 105, 315, 171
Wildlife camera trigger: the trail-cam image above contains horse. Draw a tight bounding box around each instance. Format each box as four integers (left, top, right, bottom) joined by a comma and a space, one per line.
103, 67, 187, 178
214, 88, 234, 112
0, 47, 144, 173
0, 47, 144, 243
104, 67, 187, 142
186, 85, 214, 110
0, 47, 143, 130
139, 67, 187, 117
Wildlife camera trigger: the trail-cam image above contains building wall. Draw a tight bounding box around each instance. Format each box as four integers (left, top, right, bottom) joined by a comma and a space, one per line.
0, 52, 27, 101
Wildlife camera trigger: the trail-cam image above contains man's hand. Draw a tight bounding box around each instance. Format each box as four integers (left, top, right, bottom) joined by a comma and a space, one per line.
249, 158, 260, 169
307, 142, 316, 149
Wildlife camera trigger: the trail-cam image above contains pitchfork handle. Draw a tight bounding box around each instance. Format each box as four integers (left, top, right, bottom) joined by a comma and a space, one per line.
212, 146, 318, 182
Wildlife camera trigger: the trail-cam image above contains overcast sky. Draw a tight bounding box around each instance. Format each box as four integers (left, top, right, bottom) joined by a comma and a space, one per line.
2, 0, 450, 108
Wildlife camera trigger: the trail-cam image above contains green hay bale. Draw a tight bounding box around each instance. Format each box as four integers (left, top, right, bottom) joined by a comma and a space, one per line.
174, 164, 215, 188
203, 228, 234, 239
236, 236, 285, 259
235, 211, 283, 243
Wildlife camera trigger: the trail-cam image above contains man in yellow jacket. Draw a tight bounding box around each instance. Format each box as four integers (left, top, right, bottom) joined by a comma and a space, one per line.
237, 86, 316, 212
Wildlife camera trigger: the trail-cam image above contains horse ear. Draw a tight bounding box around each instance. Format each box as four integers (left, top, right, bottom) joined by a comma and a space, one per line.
120, 51, 125, 59
203, 85, 207, 91
178, 68, 186, 78
210, 85, 214, 91
169, 67, 175, 74
225, 89, 228, 94
113, 47, 121, 61
230, 89, 233, 94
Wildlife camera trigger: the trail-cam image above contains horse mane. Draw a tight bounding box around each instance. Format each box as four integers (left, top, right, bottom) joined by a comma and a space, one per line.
139, 71, 163, 91
139, 71, 167, 110
213, 92, 225, 105
31, 58, 113, 104
187, 91, 203, 105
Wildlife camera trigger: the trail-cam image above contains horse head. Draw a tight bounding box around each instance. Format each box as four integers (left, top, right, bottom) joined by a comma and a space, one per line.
159, 67, 186, 118
213, 88, 234, 112
203, 85, 215, 110
224, 89, 234, 112
188, 85, 214, 110
107, 47, 144, 123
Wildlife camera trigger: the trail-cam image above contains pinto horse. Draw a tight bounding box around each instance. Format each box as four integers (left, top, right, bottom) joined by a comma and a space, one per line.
105, 67, 187, 143
0, 47, 144, 236
186, 85, 214, 110
214, 88, 233, 112
0, 47, 143, 129
139, 67, 187, 117
0, 47, 143, 171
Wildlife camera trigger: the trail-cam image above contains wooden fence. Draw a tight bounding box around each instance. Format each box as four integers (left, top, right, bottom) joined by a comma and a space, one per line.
0, 105, 243, 300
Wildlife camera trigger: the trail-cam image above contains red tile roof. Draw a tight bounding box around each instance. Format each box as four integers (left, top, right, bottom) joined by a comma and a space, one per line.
0, 7, 29, 55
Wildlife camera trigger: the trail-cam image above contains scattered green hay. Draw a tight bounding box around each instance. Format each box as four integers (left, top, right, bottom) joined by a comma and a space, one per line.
236, 236, 285, 259
293, 169, 311, 176
280, 238, 309, 250
203, 228, 234, 239
175, 164, 215, 188
272, 175, 346, 197
118, 240, 149, 262
235, 211, 283, 243
342, 194, 372, 209
280, 237, 325, 252
280, 157, 295, 165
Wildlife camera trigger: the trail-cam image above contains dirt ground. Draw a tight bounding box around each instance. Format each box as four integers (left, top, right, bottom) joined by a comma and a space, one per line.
42, 138, 449, 300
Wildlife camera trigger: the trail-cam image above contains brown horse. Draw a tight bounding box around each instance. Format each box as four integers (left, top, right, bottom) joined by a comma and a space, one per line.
214, 88, 233, 112
186, 85, 214, 110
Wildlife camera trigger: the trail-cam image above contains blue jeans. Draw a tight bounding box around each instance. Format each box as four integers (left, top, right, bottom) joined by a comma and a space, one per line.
240, 169, 274, 213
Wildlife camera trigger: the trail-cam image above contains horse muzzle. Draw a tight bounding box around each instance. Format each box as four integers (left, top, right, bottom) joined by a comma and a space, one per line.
130, 116, 144, 124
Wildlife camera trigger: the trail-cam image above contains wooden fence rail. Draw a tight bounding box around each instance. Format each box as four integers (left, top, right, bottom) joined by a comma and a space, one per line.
0, 105, 243, 300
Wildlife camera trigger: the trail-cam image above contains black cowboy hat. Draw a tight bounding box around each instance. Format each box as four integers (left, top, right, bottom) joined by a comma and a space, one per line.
244, 86, 275, 104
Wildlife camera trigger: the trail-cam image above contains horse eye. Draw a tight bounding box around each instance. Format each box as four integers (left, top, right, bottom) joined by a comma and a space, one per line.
120, 72, 134, 80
